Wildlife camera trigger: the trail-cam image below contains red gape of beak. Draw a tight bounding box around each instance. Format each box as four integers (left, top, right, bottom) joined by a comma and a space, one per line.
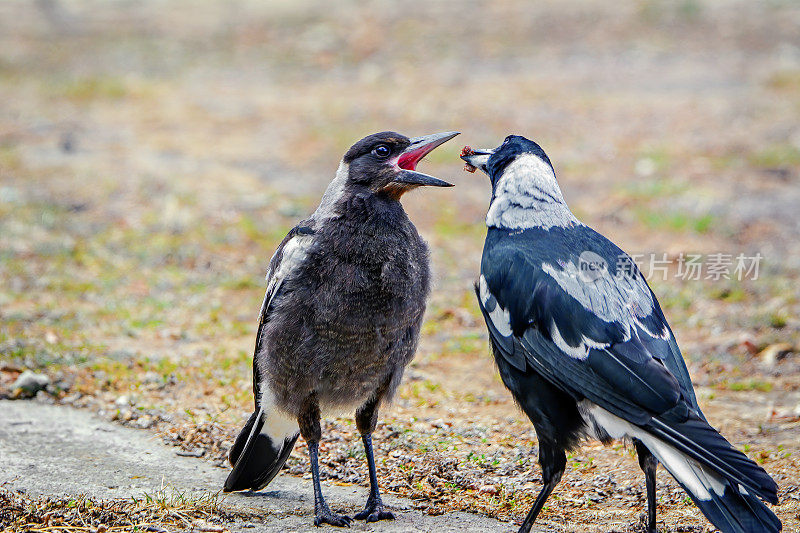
398, 145, 435, 171
397, 131, 460, 171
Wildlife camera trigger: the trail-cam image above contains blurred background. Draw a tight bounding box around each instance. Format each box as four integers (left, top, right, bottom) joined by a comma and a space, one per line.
1, 0, 799, 530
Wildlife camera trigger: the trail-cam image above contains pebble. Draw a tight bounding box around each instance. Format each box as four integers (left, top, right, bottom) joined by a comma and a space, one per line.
738, 332, 759, 355
134, 415, 155, 429
142, 371, 162, 385
11, 370, 50, 398
61, 392, 82, 404
634, 157, 657, 177
35, 390, 55, 404
478, 484, 498, 495
759, 343, 794, 367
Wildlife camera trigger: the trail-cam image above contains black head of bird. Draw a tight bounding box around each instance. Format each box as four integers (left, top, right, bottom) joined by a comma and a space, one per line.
341, 131, 456, 198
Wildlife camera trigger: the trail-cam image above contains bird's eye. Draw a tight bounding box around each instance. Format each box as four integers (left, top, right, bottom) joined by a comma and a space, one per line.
372, 145, 391, 158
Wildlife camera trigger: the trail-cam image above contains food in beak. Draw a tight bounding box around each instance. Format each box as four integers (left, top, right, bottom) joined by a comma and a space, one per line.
461, 146, 478, 173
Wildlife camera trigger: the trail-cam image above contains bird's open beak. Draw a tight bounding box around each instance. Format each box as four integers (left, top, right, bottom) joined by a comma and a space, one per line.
460, 147, 494, 174
393, 131, 459, 187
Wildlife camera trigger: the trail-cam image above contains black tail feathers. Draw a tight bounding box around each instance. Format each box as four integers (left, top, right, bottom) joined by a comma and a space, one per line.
223, 410, 299, 493
680, 476, 781, 533
648, 413, 781, 533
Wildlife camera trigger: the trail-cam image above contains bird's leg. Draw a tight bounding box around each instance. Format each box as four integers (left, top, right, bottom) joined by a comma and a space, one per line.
635, 440, 659, 533
353, 390, 394, 522
299, 394, 351, 528
518, 442, 565, 533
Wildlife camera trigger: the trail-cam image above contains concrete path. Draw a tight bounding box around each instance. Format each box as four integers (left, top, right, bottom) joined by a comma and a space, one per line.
0, 400, 515, 532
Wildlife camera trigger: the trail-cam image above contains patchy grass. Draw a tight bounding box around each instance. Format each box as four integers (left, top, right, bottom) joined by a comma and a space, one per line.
717, 379, 774, 393
0, 486, 246, 532
617, 178, 689, 202
52, 76, 130, 101
749, 144, 800, 169
634, 208, 715, 234
765, 69, 800, 92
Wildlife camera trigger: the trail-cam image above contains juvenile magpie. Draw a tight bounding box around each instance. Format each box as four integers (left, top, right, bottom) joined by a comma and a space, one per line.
462, 136, 781, 533
223, 130, 458, 527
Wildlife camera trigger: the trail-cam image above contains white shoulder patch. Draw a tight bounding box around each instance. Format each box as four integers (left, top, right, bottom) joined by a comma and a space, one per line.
479, 275, 512, 337
262, 232, 314, 316
541, 260, 666, 340
273, 233, 313, 282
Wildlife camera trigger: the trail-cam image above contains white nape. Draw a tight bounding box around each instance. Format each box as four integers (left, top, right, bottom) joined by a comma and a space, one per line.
486, 153, 579, 230
311, 161, 349, 222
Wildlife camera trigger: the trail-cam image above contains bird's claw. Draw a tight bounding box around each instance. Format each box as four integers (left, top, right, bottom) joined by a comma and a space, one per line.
314, 510, 352, 528
354, 504, 394, 522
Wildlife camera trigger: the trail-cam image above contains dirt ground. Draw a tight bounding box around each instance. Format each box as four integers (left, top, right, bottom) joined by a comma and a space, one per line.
1, 1, 800, 531
1, 400, 511, 533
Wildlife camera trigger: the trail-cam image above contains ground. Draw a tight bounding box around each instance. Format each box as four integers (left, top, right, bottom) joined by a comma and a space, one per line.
1, 400, 509, 532
1, 1, 800, 532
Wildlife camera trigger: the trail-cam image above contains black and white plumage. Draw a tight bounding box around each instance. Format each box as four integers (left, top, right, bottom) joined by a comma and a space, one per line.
462, 136, 781, 533
224, 131, 458, 527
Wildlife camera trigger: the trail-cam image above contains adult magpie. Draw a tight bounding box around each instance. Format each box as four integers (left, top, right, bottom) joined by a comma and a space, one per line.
461, 136, 781, 533
223, 130, 458, 527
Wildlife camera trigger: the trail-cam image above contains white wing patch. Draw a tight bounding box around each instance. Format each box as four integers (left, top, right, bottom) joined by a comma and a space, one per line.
549, 320, 609, 360
541, 260, 668, 341
261, 232, 314, 318
581, 401, 726, 501
479, 275, 512, 337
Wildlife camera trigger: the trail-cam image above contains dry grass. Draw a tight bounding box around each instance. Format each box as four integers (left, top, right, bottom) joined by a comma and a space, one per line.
0, 484, 247, 533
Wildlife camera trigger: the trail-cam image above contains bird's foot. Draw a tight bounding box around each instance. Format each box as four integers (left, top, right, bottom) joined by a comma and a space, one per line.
314, 509, 351, 528
354, 502, 394, 523
635, 514, 658, 533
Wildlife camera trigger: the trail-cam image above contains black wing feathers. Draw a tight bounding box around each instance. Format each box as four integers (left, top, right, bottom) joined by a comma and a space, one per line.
480, 226, 779, 505
250, 223, 316, 405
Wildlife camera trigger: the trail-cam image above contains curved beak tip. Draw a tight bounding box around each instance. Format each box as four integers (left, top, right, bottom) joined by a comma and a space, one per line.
399, 131, 460, 171
390, 131, 460, 189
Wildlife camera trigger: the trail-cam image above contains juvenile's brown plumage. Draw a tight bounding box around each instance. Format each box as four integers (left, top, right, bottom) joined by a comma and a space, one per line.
223, 131, 458, 527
